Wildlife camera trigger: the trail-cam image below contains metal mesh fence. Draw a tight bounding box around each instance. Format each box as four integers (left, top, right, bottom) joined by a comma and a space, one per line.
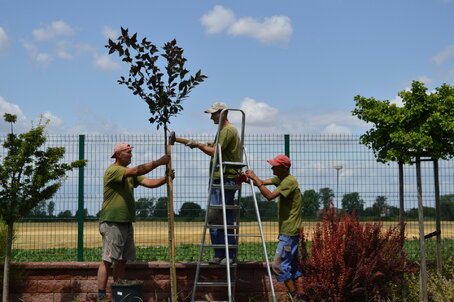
1, 133, 453, 262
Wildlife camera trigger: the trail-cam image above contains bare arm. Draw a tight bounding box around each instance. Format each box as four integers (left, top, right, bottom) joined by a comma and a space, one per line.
123, 155, 170, 178
138, 169, 175, 188
245, 169, 280, 201
193, 142, 215, 156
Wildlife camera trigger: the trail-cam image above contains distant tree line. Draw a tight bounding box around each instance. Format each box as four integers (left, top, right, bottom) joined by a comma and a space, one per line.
302, 188, 454, 221
22, 193, 454, 222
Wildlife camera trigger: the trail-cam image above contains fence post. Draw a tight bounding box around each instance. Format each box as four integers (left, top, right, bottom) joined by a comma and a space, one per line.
284, 134, 290, 157
77, 135, 85, 261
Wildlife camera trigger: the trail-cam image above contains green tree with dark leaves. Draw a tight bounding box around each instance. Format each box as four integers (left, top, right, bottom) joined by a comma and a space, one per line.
0, 114, 86, 302
341, 192, 364, 215
319, 187, 334, 210
240, 193, 277, 221
153, 197, 169, 219
179, 202, 205, 221
372, 195, 388, 217
136, 197, 155, 219
440, 194, 454, 221
302, 189, 321, 217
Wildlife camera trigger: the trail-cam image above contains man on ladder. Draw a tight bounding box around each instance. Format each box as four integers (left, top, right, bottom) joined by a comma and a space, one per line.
185, 101, 241, 266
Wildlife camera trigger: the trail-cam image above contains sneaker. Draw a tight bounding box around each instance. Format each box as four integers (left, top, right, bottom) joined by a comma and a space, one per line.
220, 258, 234, 266
208, 256, 222, 264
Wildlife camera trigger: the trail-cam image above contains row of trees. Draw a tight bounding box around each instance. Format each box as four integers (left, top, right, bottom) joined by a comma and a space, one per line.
23, 192, 454, 221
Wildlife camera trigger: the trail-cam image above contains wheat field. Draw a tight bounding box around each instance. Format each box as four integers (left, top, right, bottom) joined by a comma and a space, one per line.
12, 220, 454, 250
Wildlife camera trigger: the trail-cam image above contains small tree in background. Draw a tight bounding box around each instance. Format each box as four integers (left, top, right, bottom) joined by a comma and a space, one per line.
372, 195, 388, 217
302, 189, 320, 217
341, 192, 364, 215
0, 114, 86, 302
319, 187, 334, 210
298, 208, 416, 301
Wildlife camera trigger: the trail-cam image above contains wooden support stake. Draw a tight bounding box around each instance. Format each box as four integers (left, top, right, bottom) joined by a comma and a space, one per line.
166, 141, 177, 302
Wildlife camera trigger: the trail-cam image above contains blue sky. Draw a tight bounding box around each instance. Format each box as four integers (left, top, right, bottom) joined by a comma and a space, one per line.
1, 0, 453, 135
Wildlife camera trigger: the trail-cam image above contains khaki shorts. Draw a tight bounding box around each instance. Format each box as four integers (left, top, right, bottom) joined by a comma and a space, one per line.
99, 222, 136, 263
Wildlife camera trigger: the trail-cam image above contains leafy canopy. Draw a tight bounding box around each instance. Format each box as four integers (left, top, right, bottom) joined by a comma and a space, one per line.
106, 28, 207, 129
0, 114, 86, 224
352, 81, 454, 163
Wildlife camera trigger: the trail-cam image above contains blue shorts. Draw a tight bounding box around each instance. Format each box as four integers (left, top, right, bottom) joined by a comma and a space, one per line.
273, 234, 302, 282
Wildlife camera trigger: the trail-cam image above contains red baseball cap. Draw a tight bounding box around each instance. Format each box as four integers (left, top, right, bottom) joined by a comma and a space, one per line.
111, 142, 134, 158
267, 154, 291, 168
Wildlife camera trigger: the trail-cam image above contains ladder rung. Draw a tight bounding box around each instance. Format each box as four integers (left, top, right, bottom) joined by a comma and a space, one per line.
202, 244, 238, 249
236, 234, 262, 238
206, 224, 239, 229
222, 161, 247, 167
211, 184, 241, 190
208, 204, 240, 210
196, 281, 236, 287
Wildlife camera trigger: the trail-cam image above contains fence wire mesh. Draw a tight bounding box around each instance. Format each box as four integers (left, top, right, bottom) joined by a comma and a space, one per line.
1, 133, 453, 262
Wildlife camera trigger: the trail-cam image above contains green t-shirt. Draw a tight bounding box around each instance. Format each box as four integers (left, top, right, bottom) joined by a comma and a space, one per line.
272, 174, 303, 236
100, 164, 145, 222
211, 123, 241, 180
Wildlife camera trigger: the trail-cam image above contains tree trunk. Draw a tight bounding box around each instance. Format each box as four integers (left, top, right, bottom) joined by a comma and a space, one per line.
2, 222, 13, 302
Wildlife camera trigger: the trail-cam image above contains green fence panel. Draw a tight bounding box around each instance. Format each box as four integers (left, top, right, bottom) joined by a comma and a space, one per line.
0, 133, 452, 262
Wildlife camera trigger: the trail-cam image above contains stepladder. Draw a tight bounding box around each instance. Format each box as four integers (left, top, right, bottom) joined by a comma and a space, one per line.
191, 109, 276, 302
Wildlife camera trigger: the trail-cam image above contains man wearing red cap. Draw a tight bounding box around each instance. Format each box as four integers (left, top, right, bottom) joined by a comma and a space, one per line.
245, 154, 304, 300
97, 142, 173, 301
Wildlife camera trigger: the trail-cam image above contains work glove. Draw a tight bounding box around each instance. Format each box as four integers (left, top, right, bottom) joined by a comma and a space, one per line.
185, 139, 199, 149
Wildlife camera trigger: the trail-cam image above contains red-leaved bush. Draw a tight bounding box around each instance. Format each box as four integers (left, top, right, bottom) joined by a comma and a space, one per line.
298, 208, 417, 301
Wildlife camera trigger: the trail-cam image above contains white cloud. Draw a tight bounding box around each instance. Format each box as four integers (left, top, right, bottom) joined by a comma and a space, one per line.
200, 5, 236, 34
22, 41, 53, 67
228, 97, 367, 134
93, 54, 121, 71
228, 15, 293, 44
390, 95, 404, 107
103, 26, 119, 40
200, 6, 293, 45
232, 97, 279, 125
32, 21, 75, 41
55, 40, 93, 60
415, 76, 432, 85
432, 45, 454, 65
41, 112, 64, 129
0, 27, 10, 55
0, 97, 29, 132
0, 97, 26, 120
321, 123, 352, 135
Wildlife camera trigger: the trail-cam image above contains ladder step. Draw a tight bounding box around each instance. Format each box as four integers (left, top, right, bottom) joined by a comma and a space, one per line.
206, 224, 239, 229
202, 244, 238, 249
211, 184, 241, 190
222, 161, 247, 167
196, 281, 236, 287
236, 234, 262, 238
208, 204, 240, 210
